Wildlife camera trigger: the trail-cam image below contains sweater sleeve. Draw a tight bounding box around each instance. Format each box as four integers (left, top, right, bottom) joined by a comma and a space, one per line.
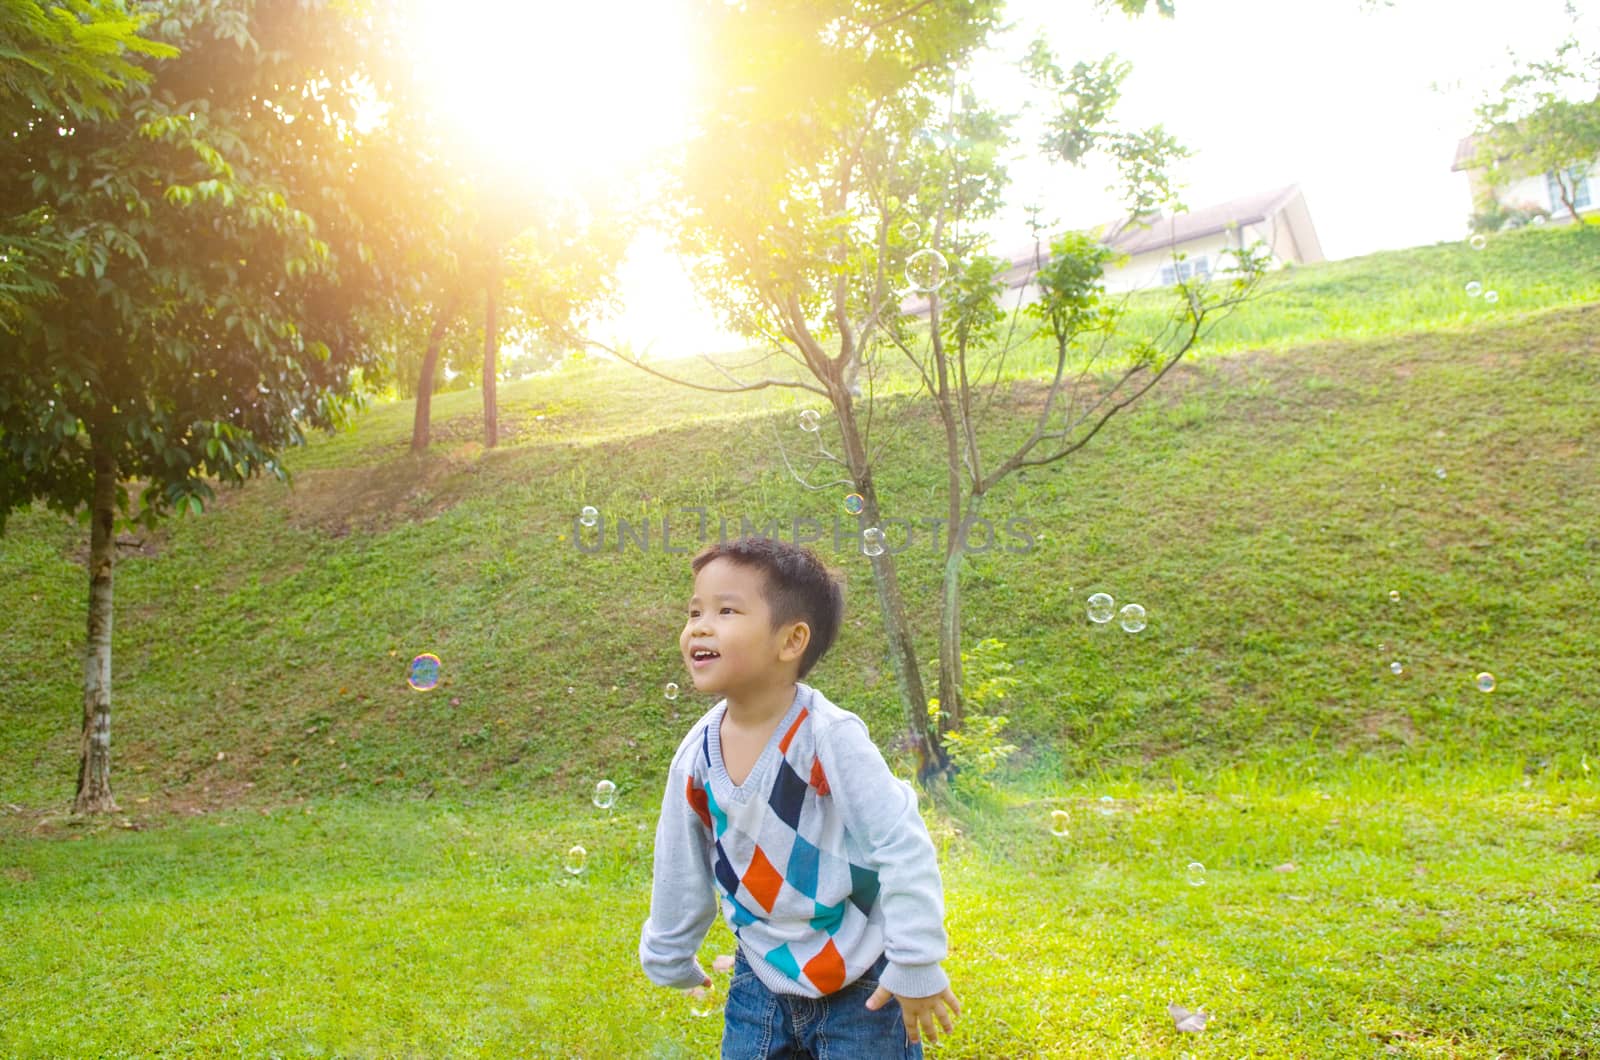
821, 715, 950, 999
638, 739, 719, 990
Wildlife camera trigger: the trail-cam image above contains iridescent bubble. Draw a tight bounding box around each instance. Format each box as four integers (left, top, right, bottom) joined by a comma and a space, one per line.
593, 779, 617, 809
1118, 603, 1147, 633
407, 653, 441, 692
1435, 467, 1447, 480
1484, 290, 1499, 304
1087, 593, 1115, 624
1390, 661, 1404, 676
687, 982, 719, 1018
1186, 861, 1206, 887
1389, 590, 1401, 603
905, 249, 948, 293
844, 492, 864, 515
862, 526, 886, 557
579, 505, 599, 528
1050, 810, 1070, 837
1097, 795, 1116, 816
900, 221, 921, 242
564, 845, 587, 875
1465, 281, 1483, 297
664, 682, 680, 701
1469, 234, 1487, 250
1475, 672, 1496, 693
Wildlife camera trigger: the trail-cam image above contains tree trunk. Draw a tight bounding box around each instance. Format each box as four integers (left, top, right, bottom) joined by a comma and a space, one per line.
835, 391, 948, 782
412, 292, 459, 454
930, 298, 969, 731
1557, 174, 1579, 222
73, 428, 119, 815
483, 259, 500, 449
936, 510, 967, 736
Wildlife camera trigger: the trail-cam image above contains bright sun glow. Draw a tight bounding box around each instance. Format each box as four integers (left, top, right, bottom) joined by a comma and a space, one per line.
408, 0, 696, 197
406, 0, 747, 358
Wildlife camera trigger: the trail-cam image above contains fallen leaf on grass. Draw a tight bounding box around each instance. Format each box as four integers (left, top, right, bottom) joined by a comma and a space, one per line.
1169, 1003, 1210, 1033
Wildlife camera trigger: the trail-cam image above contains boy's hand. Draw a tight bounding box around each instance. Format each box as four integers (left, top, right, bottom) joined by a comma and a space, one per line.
865, 984, 961, 1045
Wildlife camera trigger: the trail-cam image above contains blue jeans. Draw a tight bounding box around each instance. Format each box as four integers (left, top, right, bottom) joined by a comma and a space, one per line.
721, 950, 923, 1060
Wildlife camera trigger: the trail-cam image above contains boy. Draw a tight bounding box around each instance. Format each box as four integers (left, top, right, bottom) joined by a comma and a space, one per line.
639, 536, 961, 1057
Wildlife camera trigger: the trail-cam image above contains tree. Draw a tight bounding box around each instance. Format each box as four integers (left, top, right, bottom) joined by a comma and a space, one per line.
587, 0, 1006, 780
590, 0, 1268, 784
366, 28, 630, 455
404, 186, 628, 453
1472, 31, 1600, 225
0, 0, 176, 329
0, 0, 422, 813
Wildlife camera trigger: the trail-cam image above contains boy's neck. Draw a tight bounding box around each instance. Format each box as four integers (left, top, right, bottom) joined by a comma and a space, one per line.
723, 678, 800, 730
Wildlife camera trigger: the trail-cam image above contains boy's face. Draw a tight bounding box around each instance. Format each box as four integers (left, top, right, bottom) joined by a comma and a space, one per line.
680, 558, 808, 697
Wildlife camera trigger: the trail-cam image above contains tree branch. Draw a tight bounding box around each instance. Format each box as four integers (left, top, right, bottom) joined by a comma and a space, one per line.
578, 335, 828, 397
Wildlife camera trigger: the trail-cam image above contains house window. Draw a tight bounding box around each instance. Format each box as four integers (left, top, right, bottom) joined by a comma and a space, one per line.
1159, 255, 1210, 286
1547, 166, 1592, 212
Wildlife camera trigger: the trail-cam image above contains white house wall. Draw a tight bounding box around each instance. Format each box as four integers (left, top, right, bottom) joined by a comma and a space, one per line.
1473, 155, 1598, 219
1005, 226, 1292, 300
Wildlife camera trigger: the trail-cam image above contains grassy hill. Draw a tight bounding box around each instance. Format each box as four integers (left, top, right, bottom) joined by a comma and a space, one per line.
2, 224, 1599, 816
1, 225, 1597, 1058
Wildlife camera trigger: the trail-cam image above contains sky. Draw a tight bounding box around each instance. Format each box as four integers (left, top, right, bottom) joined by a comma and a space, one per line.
585, 0, 1592, 359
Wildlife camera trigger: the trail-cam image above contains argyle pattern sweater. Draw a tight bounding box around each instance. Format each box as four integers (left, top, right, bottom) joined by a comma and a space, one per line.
639, 682, 949, 1000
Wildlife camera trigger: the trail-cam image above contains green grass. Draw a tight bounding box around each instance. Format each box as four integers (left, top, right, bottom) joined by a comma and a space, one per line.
995, 222, 1600, 378
2, 229, 1598, 1056
2, 765, 1595, 1057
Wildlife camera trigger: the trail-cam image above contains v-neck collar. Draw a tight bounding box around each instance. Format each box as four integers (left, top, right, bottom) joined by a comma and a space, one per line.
708, 683, 808, 801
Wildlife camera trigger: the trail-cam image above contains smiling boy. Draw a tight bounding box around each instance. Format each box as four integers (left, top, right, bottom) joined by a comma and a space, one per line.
639, 536, 960, 1057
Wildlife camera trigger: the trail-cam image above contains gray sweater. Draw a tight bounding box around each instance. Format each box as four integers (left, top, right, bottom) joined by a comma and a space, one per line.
638, 682, 950, 999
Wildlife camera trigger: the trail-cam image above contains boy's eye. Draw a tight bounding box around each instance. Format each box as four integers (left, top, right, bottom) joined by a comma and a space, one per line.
721, 607, 735, 615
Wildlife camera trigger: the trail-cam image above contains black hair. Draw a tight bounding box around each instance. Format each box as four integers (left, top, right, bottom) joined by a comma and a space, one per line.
690, 536, 844, 680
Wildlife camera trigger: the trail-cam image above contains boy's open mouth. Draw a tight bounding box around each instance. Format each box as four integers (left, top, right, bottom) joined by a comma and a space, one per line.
690, 647, 720, 668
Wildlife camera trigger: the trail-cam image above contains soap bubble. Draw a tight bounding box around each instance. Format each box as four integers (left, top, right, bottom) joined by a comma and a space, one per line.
1118, 603, 1147, 633
862, 526, 886, 557
1465, 281, 1483, 297
844, 492, 864, 515
687, 982, 719, 1018
593, 779, 616, 809
900, 221, 921, 241
564, 845, 587, 875
1435, 467, 1447, 479
1097, 795, 1116, 816
1484, 290, 1499, 304
664, 682, 679, 700
1475, 672, 1496, 693
1532, 215, 1547, 226
1087, 593, 1115, 624
407, 653, 441, 692
799, 409, 821, 432
1390, 661, 1404, 675
579, 505, 599, 528
1389, 590, 1401, 603
1469, 234, 1487, 250
1050, 810, 1070, 837
905, 249, 948, 293
1186, 862, 1206, 887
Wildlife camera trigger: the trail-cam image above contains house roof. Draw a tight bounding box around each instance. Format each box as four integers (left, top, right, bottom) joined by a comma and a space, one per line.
1098, 184, 1302, 256
995, 184, 1306, 287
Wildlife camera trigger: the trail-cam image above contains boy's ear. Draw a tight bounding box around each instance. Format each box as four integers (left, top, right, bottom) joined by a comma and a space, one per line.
778, 620, 811, 663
